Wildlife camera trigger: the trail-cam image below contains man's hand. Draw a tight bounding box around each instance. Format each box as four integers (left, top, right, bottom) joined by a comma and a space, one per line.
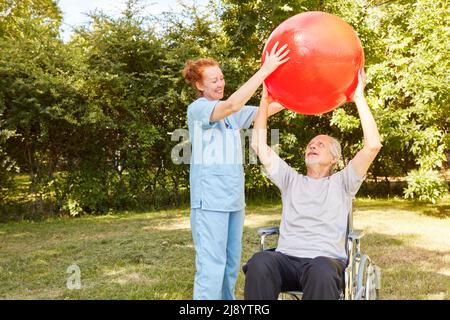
352, 68, 366, 102
262, 83, 285, 116
261, 83, 271, 104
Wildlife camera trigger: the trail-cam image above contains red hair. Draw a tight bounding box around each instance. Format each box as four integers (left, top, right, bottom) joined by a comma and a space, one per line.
182, 58, 220, 96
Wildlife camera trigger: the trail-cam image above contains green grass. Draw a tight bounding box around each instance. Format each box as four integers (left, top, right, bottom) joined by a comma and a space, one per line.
0, 196, 449, 300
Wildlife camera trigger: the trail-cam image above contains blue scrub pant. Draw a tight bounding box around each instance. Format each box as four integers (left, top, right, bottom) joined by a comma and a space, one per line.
190, 208, 245, 300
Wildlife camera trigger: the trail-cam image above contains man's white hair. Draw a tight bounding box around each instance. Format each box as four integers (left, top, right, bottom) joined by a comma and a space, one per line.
328, 136, 342, 174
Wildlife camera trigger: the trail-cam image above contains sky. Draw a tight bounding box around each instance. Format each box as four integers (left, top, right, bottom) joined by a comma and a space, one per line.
57, 0, 211, 42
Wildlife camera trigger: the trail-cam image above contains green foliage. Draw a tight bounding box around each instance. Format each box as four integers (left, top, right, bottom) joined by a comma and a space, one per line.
221, 0, 449, 203
0, 0, 448, 219
0, 0, 81, 211
366, 0, 449, 202
404, 169, 449, 204
330, 108, 360, 132
0, 0, 62, 39
0, 128, 18, 199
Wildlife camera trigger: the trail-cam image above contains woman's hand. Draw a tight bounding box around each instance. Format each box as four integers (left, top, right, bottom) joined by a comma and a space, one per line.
261, 41, 290, 75
209, 41, 288, 122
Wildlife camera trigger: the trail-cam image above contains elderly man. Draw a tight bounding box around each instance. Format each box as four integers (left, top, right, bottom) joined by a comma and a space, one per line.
244, 69, 382, 300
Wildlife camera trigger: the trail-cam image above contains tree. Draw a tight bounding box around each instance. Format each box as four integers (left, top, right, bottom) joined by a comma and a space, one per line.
220, 0, 449, 202
0, 0, 81, 213
366, 0, 449, 202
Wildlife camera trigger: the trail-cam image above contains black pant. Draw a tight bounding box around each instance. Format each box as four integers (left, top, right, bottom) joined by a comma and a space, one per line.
243, 251, 346, 300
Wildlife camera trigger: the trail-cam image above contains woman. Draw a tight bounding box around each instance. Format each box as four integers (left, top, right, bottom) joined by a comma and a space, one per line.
182, 42, 290, 300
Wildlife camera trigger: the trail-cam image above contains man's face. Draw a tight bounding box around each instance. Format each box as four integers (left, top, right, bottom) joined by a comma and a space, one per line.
304, 135, 336, 167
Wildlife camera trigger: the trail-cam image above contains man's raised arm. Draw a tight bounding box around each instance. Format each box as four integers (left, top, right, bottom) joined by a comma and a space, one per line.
350, 69, 382, 177
250, 84, 282, 175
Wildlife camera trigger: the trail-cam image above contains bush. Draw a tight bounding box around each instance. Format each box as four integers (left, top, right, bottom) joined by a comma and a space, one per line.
404, 169, 449, 204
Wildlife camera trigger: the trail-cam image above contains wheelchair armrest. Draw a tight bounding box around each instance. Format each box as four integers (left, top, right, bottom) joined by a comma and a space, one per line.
257, 226, 279, 252
257, 226, 280, 236
348, 230, 365, 241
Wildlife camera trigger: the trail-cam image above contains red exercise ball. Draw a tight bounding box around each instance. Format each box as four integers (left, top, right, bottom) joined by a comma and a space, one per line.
262, 11, 364, 115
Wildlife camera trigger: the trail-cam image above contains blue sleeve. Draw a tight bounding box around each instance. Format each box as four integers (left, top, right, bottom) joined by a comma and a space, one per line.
187, 98, 220, 130
231, 106, 258, 129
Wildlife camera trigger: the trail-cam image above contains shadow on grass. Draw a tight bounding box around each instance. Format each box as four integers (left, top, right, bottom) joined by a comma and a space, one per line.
354, 199, 450, 219
0, 225, 197, 299
422, 205, 450, 219
362, 233, 450, 300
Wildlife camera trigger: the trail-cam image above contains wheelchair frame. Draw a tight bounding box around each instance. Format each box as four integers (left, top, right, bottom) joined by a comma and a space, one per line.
256, 208, 381, 300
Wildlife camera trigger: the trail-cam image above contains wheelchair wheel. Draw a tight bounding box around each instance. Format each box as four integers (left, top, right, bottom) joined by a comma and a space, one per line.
355, 255, 378, 300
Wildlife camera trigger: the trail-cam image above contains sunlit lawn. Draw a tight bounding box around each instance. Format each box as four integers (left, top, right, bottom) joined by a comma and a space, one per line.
0, 196, 449, 300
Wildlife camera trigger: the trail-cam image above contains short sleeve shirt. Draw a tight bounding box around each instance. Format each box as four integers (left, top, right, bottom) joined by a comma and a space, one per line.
187, 97, 258, 211
267, 156, 365, 260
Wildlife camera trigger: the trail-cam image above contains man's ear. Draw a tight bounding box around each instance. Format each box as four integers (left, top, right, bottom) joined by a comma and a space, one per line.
331, 156, 338, 166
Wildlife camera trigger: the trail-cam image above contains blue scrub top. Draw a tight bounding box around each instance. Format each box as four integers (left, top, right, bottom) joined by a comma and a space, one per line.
187, 97, 258, 211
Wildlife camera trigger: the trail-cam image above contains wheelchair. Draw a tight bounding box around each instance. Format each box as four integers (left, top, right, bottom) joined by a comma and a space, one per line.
254, 207, 381, 300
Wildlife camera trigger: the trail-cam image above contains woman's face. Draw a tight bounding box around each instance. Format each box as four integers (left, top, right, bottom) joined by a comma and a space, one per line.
196, 65, 225, 100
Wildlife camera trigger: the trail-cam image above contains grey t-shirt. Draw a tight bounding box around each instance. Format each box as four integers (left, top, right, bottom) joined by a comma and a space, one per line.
267, 156, 365, 260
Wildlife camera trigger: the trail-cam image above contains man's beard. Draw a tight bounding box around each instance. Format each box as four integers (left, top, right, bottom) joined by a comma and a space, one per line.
305, 156, 321, 166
